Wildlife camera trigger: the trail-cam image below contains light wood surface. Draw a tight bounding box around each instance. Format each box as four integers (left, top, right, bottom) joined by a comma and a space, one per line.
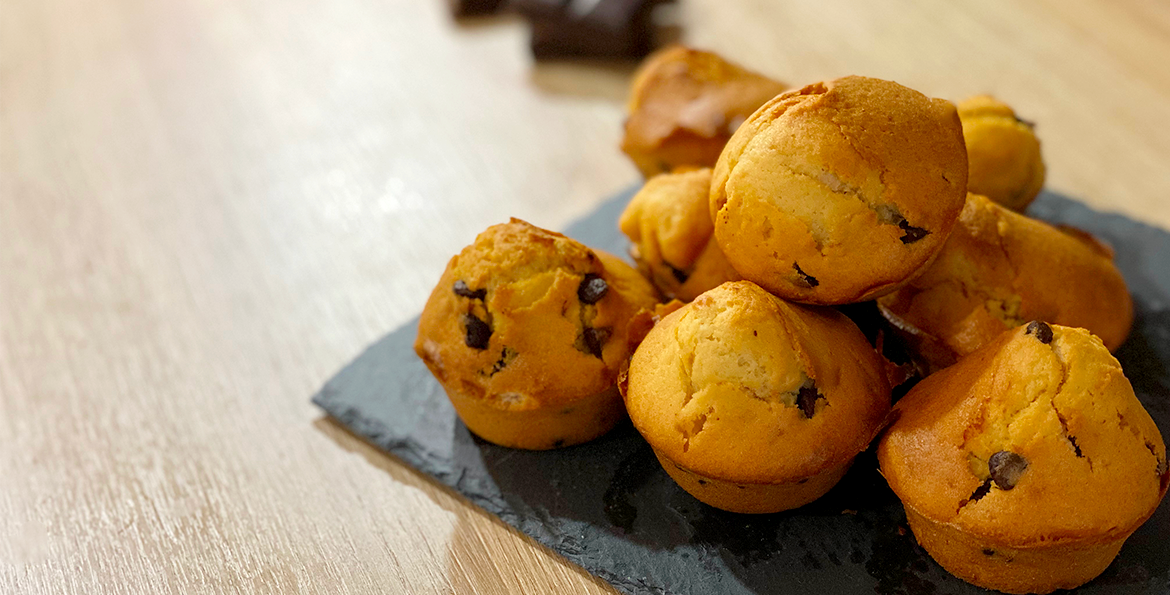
2, 0, 1168, 593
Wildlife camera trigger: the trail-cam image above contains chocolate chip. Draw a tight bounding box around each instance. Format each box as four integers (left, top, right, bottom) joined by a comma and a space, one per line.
668, 264, 689, 284
793, 263, 819, 288
454, 280, 487, 300
796, 383, 823, 419
982, 549, 995, 557
489, 347, 516, 376
1026, 321, 1054, 344
463, 313, 492, 350
897, 219, 930, 244
968, 478, 992, 502
989, 451, 1028, 490
578, 274, 609, 304
580, 326, 612, 359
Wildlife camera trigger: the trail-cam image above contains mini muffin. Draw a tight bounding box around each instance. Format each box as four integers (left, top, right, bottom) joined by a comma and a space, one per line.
621, 45, 787, 178
878, 322, 1168, 594
415, 219, 659, 450
622, 281, 890, 513
958, 95, 1046, 212
618, 168, 742, 301
877, 193, 1132, 371
710, 76, 968, 305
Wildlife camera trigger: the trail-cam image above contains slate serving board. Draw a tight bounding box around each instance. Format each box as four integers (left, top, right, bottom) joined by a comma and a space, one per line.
313, 189, 1170, 595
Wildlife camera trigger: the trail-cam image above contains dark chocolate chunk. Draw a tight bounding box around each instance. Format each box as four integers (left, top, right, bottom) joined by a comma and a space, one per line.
463, 313, 492, 350
793, 263, 819, 288
968, 478, 992, 503
668, 264, 689, 284
449, 0, 507, 17
988, 451, 1028, 490
454, 280, 487, 300
796, 383, 823, 419
578, 274, 609, 304
1026, 320, 1054, 344
897, 219, 930, 244
581, 326, 612, 359
516, 0, 662, 60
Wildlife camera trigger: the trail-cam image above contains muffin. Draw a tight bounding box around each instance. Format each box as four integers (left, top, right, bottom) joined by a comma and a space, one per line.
958, 95, 1046, 212
878, 322, 1169, 594
618, 168, 742, 301
709, 76, 968, 305
621, 45, 787, 178
877, 193, 1132, 371
415, 219, 659, 449
622, 281, 891, 513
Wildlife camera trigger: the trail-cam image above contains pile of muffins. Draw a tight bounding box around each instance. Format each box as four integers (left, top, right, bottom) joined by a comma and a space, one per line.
415, 45, 1168, 594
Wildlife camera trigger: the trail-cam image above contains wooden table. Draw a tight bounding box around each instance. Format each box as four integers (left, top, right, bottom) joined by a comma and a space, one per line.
3, 0, 1169, 592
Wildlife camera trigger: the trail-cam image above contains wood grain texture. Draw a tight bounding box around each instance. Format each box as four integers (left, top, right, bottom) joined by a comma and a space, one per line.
1, 0, 1167, 593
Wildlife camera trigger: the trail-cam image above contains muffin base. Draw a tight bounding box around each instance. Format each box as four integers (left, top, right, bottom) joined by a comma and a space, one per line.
903, 504, 1126, 594
445, 384, 624, 450
654, 449, 852, 514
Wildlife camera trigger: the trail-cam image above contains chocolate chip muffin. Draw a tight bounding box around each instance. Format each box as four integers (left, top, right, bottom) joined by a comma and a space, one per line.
878, 322, 1168, 594
877, 193, 1132, 371
709, 76, 968, 305
618, 168, 741, 301
621, 45, 787, 178
415, 219, 659, 449
622, 281, 891, 513
958, 95, 1046, 212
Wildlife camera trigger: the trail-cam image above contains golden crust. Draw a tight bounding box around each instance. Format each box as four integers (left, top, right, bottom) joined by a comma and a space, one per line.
624, 281, 890, 488
878, 324, 1168, 593
655, 450, 853, 514
877, 194, 1132, 369
709, 76, 968, 304
618, 168, 742, 301
414, 219, 659, 449
958, 95, 1046, 211
621, 46, 786, 178
902, 504, 1126, 595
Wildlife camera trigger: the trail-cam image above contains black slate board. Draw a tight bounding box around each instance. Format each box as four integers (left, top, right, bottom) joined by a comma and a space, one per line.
313, 189, 1170, 595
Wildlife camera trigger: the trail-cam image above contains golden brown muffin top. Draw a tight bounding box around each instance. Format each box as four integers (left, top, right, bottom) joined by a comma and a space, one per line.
624, 281, 890, 483
958, 95, 1046, 211
709, 76, 969, 304
878, 194, 1132, 367
879, 324, 1168, 547
621, 46, 786, 176
415, 219, 659, 410
618, 168, 741, 301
